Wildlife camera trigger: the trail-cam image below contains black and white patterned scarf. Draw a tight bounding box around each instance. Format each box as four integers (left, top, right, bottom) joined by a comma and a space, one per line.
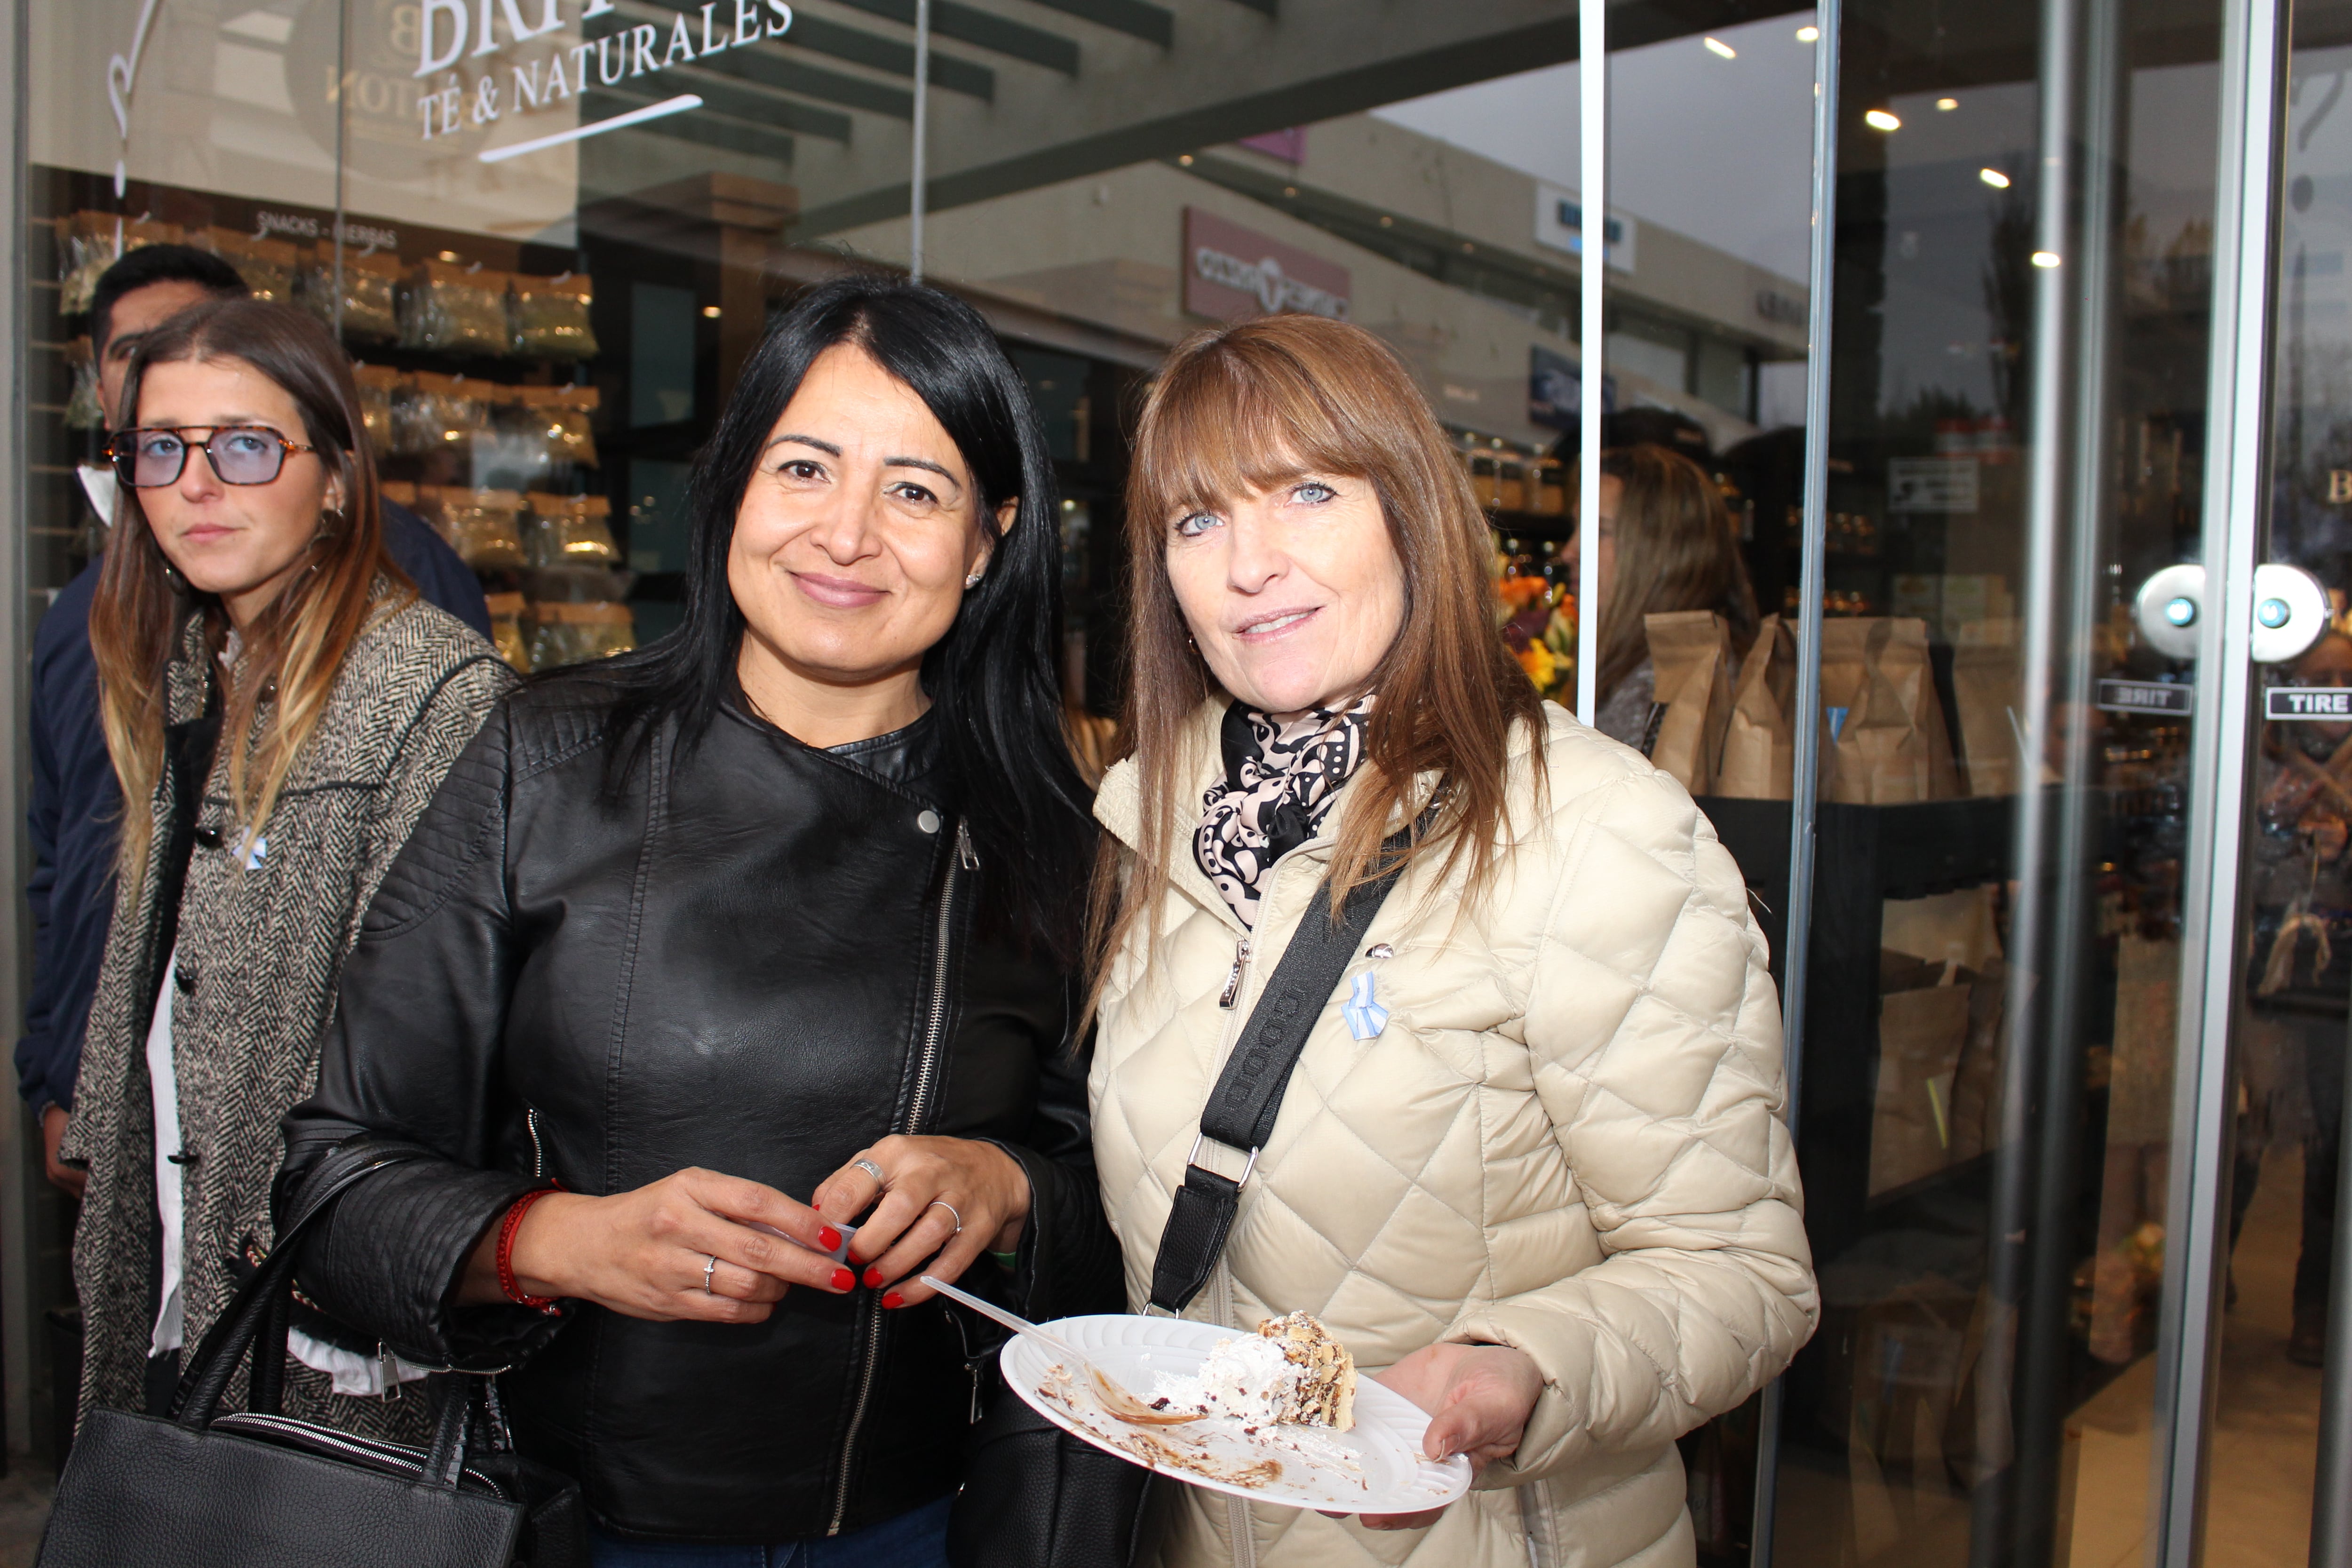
1194, 697, 1374, 927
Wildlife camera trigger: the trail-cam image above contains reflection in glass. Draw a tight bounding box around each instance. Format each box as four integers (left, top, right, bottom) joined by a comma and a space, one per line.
1751, 1, 2264, 1566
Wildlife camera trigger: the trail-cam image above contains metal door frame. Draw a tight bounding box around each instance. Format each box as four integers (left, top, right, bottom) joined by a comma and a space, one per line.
2152, 2, 2289, 1566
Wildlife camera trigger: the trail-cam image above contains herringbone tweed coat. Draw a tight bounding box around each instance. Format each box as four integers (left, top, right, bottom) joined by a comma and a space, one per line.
62, 588, 512, 1433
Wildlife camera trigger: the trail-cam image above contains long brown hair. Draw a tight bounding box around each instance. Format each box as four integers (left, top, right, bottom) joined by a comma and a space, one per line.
90, 298, 410, 885
1589, 443, 1760, 705
1094, 314, 1543, 974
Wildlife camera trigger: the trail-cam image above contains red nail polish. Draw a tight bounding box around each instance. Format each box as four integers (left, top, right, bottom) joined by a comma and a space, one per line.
831, 1266, 853, 1292
882, 1292, 904, 1309
863, 1265, 884, 1289
819, 1226, 842, 1251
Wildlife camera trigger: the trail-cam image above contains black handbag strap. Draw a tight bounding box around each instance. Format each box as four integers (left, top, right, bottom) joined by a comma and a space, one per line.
1147, 814, 1429, 1316
173, 1139, 428, 1431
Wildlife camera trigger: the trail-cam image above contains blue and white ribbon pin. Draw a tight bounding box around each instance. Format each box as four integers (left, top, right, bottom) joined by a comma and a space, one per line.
240, 834, 268, 870
1343, 970, 1390, 1040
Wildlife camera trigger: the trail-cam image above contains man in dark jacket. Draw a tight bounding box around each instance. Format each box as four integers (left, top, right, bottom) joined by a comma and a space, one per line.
17, 244, 491, 1194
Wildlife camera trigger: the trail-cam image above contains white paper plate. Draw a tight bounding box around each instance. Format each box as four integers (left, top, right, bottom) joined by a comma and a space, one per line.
1002, 1314, 1471, 1515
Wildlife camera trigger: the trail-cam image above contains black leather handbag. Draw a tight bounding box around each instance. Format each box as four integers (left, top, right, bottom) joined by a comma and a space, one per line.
947, 1382, 1155, 1568
37, 1146, 587, 1568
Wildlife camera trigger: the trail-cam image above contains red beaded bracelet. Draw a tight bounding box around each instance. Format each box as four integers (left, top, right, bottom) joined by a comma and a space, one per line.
496, 1185, 565, 1315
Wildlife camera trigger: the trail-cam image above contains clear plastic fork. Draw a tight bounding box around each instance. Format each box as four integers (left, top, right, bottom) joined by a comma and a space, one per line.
918, 1274, 1201, 1426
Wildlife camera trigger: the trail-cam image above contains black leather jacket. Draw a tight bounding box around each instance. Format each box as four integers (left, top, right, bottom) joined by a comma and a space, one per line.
278, 681, 1116, 1543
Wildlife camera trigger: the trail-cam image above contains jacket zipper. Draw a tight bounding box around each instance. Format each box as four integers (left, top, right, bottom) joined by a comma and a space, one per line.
525, 1106, 547, 1180
1211, 1260, 1257, 1568
1211, 904, 1269, 1568
827, 819, 970, 1536
1218, 937, 1252, 1008
1208, 937, 1260, 1568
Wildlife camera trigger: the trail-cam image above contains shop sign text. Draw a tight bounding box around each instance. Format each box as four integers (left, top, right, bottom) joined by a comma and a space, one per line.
1888, 456, 1980, 514
1534, 182, 1635, 274
256, 209, 400, 252
1182, 208, 1351, 322
410, 0, 794, 140
2267, 687, 2352, 720
2096, 679, 2193, 716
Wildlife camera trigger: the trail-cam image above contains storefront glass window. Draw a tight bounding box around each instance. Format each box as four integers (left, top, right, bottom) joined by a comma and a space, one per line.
1760, 2, 2257, 1566
23, 3, 2336, 1560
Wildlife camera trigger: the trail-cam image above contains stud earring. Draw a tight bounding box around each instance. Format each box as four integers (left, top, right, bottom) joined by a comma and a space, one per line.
965, 571, 985, 589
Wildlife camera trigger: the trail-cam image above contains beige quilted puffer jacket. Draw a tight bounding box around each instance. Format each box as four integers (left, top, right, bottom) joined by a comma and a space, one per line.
1090, 700, 1818, 1568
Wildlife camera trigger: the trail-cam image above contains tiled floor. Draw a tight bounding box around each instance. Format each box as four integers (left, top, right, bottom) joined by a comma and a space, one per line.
2069, 1141, 2323, 1568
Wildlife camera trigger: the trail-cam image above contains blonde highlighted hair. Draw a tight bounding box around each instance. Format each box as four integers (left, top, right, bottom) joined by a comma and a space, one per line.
91, 298, 411, 886
1093, 314, 1543, 973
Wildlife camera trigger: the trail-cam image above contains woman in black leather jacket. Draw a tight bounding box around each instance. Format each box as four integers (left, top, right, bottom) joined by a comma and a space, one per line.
278, 277, 1114, 1563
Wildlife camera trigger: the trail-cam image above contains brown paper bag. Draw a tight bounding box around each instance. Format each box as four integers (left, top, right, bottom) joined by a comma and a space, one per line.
1869, 961, 1975, 1195
1950, 621, 2023, 796
1949, 957, 2010, 1162
1643, 610, 1735, 794
1715, 613, 1796, 798
1823, 618, 1961, 804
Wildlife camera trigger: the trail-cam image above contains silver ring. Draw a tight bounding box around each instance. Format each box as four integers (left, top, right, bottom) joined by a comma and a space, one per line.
853, 1158, 887, 1186
928, 1200, 963, 1235
702, 1254, 718, 1293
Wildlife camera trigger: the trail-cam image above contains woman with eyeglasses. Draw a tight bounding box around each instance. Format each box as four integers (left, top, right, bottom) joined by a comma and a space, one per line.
63, 298, 511, 1438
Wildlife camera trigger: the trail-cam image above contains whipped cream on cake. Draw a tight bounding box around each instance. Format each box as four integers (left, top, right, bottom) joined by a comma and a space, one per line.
1151, 1311, 1357, 1431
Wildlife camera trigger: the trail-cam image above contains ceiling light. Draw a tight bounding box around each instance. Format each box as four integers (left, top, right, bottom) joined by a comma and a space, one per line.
1796, 24, 1819, 41
438, 249, 463, 262
2032, 251, 2061, 268
1864, 109, 1901, 131
1979, 167, 2010, 188
1937, 96, 1959, 110
1379, 215, 1394, 227
1177, 154, 1193, 166
1283, 185, 1297, 197
1704, 36, 1736, 58
701, 305, 721, 318
1462, 241, 1475, 253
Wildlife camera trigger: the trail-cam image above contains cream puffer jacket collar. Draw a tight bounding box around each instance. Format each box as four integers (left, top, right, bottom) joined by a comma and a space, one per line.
1090, 700, 1818, 1568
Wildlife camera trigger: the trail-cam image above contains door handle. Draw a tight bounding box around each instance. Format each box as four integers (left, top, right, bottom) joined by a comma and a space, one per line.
2250, 563, 2330, 665
2129, 562, 2333, 663
2133, 564, 2205, 659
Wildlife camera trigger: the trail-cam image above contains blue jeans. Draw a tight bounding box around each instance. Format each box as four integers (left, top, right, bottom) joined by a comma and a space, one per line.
587, 1496, 953, 1568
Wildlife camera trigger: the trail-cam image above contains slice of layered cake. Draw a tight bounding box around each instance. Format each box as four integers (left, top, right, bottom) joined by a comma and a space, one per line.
1259, 1312, 1356, 1431
1152, 1310, 1358, 1432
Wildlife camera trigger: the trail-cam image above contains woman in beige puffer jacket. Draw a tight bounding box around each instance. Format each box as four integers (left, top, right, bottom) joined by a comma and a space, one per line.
1089, 315, 1817, 1568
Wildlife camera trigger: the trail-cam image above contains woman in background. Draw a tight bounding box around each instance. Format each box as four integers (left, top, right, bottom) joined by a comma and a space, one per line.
67, 298, 510, 1432
1571, 443, 1759, 747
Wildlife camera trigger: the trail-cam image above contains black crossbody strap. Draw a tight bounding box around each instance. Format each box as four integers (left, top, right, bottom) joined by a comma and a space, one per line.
1147, 813, 1430, 1315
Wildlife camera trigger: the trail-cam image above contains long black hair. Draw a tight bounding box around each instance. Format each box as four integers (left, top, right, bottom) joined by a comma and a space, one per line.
588, 274, 1095, 962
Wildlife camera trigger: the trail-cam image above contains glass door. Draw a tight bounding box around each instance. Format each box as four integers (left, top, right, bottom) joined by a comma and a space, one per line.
2198, 1, 2352, 1565
1752, 1, 2317, 1567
